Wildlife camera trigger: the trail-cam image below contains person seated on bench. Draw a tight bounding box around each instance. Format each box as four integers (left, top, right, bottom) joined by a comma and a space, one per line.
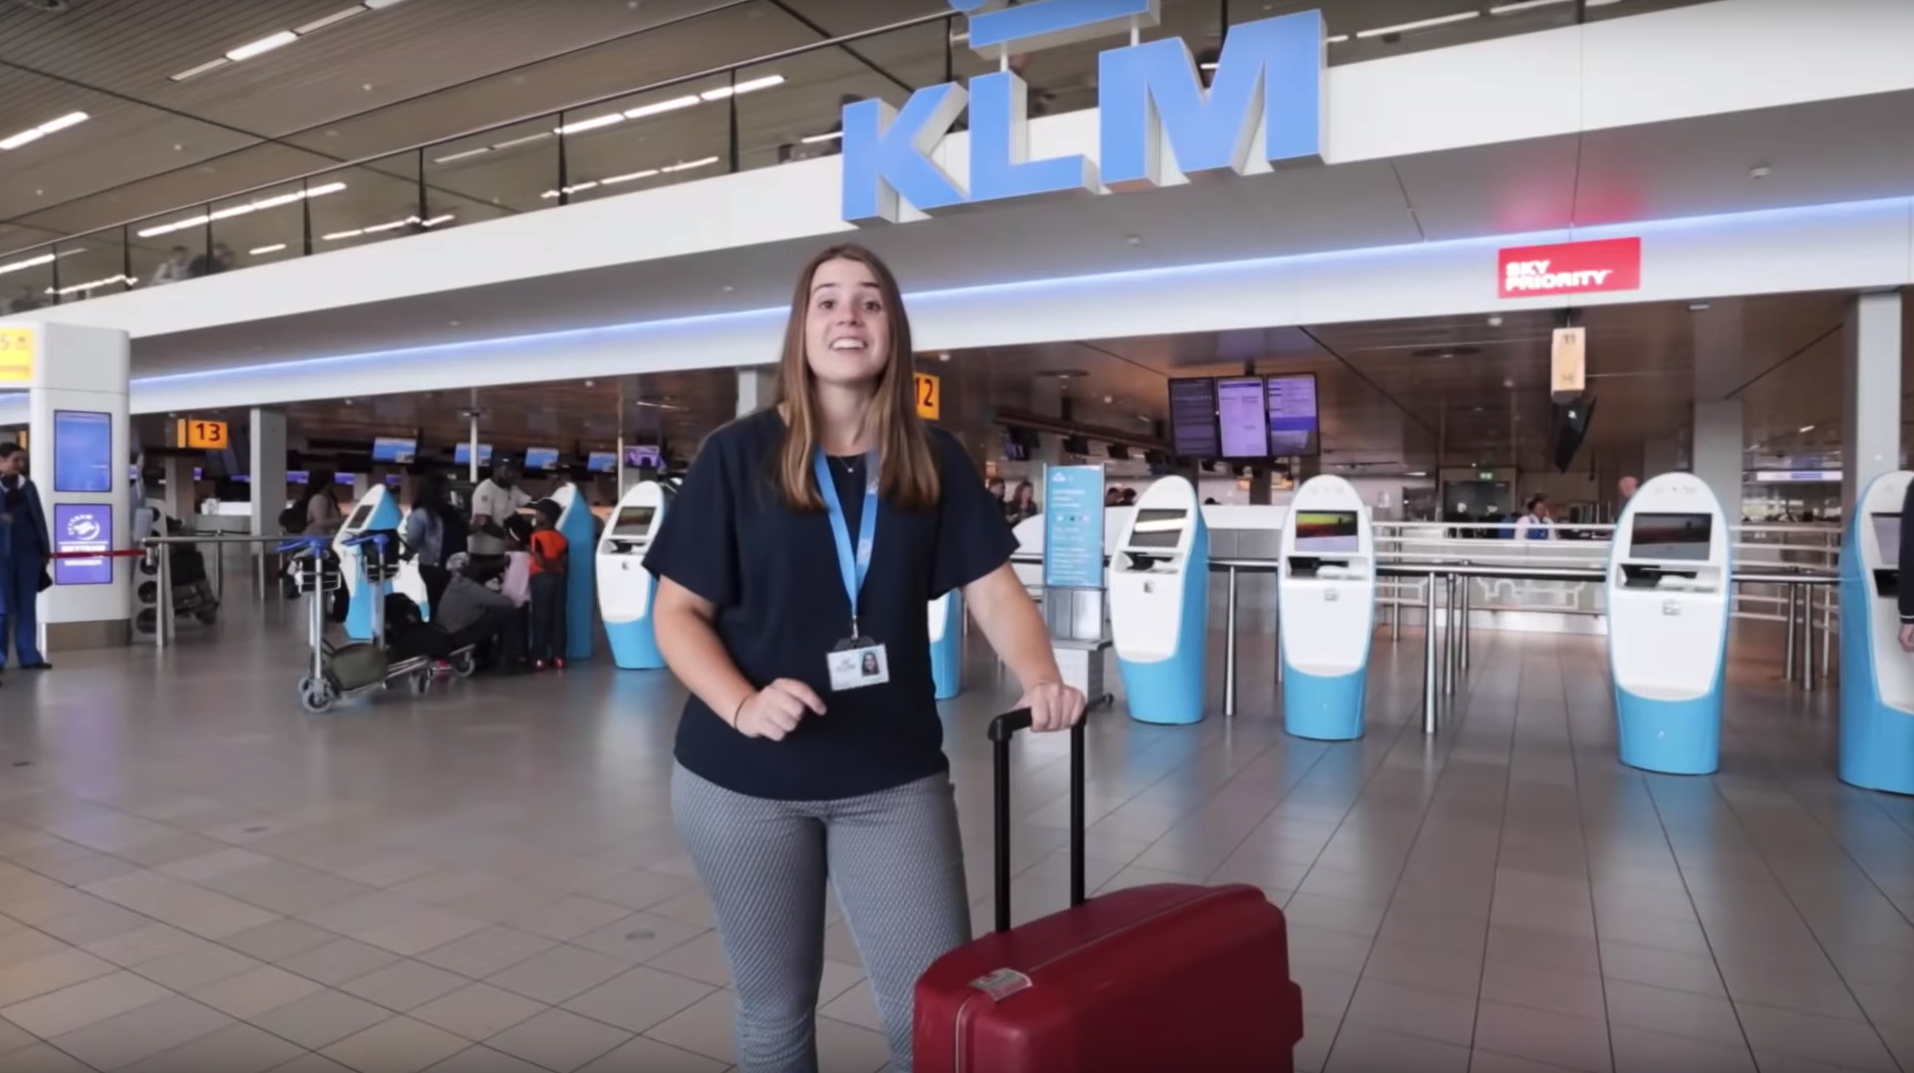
437, 553, 524, 671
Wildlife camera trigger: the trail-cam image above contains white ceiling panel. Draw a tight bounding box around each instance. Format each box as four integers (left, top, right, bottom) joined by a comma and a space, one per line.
1393, 134, 1582, 240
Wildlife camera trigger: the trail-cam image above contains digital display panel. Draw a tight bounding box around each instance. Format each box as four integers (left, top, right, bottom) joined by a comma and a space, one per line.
454, 442, 494, 465
1874, 513, 1901, 569
625, 444, 663, 470
52, 503, 112, 586
53, 410, 113, 493
1294, 510, 1359, 553
1631, 513, 1712, 561
587, 451, 617, 473
1266, 374, 1320, 457
1167, 378, 1219, 458
612, 506, 657, 537
370, 437, 416, 464
523, 446, 559, 471
1215, 378, 1268, 459
345, 503, 375, 530
1128, 508, 1189, 549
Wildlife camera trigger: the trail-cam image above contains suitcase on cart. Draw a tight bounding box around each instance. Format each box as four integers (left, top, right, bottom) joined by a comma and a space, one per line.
913, 711, 1305, 1073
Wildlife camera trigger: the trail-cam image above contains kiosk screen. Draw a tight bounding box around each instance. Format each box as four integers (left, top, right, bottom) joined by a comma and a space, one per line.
612, 507, 656, 537
1129, 508, 1188, 549
1294, 510, 1359, 553
1631, 513, 1712, 561
1874, 513, 1901, 568
344, 504, 374, 530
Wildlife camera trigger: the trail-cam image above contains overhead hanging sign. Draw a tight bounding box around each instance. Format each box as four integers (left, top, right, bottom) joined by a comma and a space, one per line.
1499, 238, 1642, 299
841, 2, 1326, 223
176, 417, 230, 450
914, 372, 941, 420
0, 326, 34, 383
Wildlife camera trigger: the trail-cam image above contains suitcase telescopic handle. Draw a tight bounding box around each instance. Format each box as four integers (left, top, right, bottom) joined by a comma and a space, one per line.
988, 710, 1087, 933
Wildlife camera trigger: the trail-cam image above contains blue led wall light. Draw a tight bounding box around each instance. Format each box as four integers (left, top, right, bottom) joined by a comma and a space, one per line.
842, 4, 1324, 223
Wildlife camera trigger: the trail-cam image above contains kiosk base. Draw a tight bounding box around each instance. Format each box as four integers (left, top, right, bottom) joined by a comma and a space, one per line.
605, 617, 665, 671
1616, 688, 1721, 775
345, 581, 390, 643
1119, 655, 1205, 725
1282, 665, 1365, 741
1839, 703, 1914, 795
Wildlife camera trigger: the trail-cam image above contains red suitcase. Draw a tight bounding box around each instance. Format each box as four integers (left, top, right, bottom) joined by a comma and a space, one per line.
914, 711, 1305, 1073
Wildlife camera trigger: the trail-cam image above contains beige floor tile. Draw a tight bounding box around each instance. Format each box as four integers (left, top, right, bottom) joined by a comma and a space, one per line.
250, 989, 393, 1050
82, 922, 204, 968
560, 966, 714, 1034
119, 1022, 306, 1073
577, 1035, 730, 1073
1, 968, 169, 1036
225, 919, 341, 963
642, 990, 736, 1065
134, 942, 263, 990
486, 1008, 632, 1072
417, 927, 556, 980
46, 993, 234, 1071
193, 965, 326, 1019
265, 1055, 358, 1073
409, 983, 544, 1041
320, 1016, 469, 1073
0, 947, 118, 1006
1, 1042, 96, 1072
420, 1046, 547, 1072
339, 960, 469, 1013
486, 945, 628, 1005
280, 939, 403, 986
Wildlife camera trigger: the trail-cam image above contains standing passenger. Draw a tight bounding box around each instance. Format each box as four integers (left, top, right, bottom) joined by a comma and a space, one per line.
526, 499, 569, 670
0, 443, 51, 677
643, 243, 1085, 1073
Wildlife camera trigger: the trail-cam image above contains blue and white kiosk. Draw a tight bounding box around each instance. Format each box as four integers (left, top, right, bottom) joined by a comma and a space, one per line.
334, 484, 430, 641
929, 590, 963, 700
1278, 476, 1375, 740
1109, 476, 1209, 725
1606, 473, 1732, 775
596, 480, 667, 670
1839, 471, 1914, 795
550, 482, 598, 663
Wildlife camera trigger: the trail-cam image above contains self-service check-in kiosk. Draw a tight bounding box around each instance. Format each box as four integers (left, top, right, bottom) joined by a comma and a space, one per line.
929, 590, 963, 700
1110, 477, 1209, 725
334, 485, 430, 641
1839, 472, 1914, 795
597, 481, 667, 670
1278, 477, 1374, 740
551, 483, 598, 663
1606, 473, 1731, 775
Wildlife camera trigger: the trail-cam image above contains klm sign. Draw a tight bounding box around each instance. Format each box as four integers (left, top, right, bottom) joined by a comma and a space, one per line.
841, 0, 1324, 224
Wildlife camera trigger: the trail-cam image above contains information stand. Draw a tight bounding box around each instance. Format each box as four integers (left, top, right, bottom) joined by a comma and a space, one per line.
1041, 464, 1114, 709
597, 480, 668, 670
1839, 471, 1914, 794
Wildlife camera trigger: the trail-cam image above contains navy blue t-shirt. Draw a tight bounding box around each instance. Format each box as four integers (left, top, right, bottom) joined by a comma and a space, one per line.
643, 409, 1018, 801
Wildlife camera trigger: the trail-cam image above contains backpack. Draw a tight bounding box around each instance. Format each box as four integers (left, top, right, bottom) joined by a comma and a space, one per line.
384, 592, 425, 632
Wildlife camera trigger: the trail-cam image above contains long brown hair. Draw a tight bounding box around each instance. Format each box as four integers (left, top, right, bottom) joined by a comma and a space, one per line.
772, 243, 940, 512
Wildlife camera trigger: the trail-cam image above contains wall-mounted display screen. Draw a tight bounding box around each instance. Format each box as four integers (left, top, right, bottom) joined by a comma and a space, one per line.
1215, 378, 1268, 459
625, 444, 663, 470
453, 442, 494, 465
587, 451, 617, 473
1266, 373, 1320, 457
612, 506, 657, 537
1167, 378, 1219, 458
334, 473, 357, 486
1631, 513, 1712, 561
1129, 507, 1189, 549
1874, 513, 1901, 569
53, 410, 113, 493
52, 503, 112, 586
370, 437, 416, 464
524, 446, 559, 471
345, 503, 375, 530
287, 470, 309, 485
1294, 510, 1359, 553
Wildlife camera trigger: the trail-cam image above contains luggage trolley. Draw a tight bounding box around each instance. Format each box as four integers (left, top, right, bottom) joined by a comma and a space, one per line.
282, 532, 470, 713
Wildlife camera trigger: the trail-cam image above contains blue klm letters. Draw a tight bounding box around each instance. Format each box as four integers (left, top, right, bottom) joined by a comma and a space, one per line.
840, 3, 1323, 224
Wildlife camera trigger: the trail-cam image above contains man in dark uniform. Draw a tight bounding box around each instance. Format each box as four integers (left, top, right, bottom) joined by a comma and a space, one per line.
0, 442, 51, 678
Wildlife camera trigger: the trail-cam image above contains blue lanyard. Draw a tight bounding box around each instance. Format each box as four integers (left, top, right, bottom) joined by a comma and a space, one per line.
813, 449, 879, 637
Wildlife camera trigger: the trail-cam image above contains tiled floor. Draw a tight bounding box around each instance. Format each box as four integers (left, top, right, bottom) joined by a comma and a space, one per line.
1, 603, 1912, 1072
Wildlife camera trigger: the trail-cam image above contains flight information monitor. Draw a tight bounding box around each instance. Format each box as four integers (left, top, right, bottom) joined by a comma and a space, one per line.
1129, 508, 1189, 549
612, 506, 656, 537
1874, 513, 1901, 569
53, 410, 113, 493
524, 446, 559, 471
454, 442, 494, 465
1167, 378, 1220, 458
370, 437, 416, 464
587, 451, 617, 473
1266, 374, 1320, 456
625, 444, 663, 470
1215, 377, 1269, 459
1294, 510, 1359, 553
1631, 513, 1712, 561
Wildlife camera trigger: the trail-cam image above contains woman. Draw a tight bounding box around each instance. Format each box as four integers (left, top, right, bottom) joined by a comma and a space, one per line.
644, 244, 1085, 1073
1006, 479, 1040, 525
1514, 493, 1553, 540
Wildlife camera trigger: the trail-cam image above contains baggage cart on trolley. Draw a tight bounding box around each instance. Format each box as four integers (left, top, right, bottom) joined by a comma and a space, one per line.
282, 532, 476, 713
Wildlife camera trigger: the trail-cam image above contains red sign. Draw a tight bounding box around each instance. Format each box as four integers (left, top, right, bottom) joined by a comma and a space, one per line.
1498, 237, 1641, 299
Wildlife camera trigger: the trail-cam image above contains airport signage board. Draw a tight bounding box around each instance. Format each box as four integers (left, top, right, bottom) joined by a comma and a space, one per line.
1043, 464, 1106, 590
53, 503, 112, 586
842, 2, 1325, 223
0, 326, 33, 383
914, 372, 941, 420
1499, 238, 1642, 298
175, 417, 230, 450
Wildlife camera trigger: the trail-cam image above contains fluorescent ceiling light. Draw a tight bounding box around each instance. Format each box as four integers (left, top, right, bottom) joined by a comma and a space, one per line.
53, 274, 135, 297
700, 74, 785, 101
307, 181, 347, 197
601, 169, 658, 184
1355, 11, 1478, 37
296, 6, 364, 34
323, 229, 364, 241
556, 113, 624, 135
1798, 425, 1815, 434
624, 95, 700, 120
169, 57, 230, 82
801, 131, 842, 145
249, 244, 287, 256
137, 181, 346, 237
491, 132, 553, 150
364, 0, 412, 8
1, 110, 89, 151
1327, 34, 1349, 43
433, 146, 492, 164
1489, 0, 1571, 12
0, 253, 56, 276
662, 156, 719, 173
227, 30, 298, 61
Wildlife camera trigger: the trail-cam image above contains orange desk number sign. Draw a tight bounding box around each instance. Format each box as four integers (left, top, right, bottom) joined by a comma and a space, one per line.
176, 418, 230, 450
914, 372, 940, 421
0, 326, 34, 383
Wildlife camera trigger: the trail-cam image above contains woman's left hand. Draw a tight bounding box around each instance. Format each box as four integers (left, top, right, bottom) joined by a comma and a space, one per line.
1017, 680, 1087, 733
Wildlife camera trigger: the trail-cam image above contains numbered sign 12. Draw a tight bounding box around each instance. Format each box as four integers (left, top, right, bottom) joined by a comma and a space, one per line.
914, 372, 940, 421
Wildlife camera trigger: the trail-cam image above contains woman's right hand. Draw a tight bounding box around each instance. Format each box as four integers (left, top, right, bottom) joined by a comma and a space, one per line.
734, 679, 827, 741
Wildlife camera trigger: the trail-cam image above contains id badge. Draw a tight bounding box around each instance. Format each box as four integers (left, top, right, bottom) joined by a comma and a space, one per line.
828, 637, 890, 692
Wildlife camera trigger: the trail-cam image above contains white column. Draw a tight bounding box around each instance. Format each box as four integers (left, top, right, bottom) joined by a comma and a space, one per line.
10, 320, 132, 652
1692, 400, 1744, 524
737, 367, 778, 418
249, 408, 287, 539
1643, 434, 1685, 480
1843, 291, 1902, 510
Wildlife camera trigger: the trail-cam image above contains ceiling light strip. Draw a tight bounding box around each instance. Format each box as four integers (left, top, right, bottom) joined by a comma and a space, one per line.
540, 157, 717, 199
1355, 11, 1481, 38
136, 182, 346, 238
171, 0, 410, 83
0, 111, 89, 151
